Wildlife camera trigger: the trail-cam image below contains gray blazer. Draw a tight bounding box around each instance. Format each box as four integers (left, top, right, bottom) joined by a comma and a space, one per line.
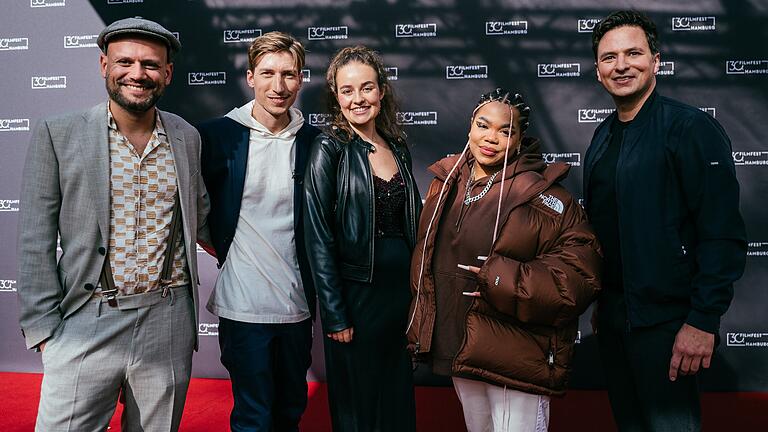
17, 102, 210, 349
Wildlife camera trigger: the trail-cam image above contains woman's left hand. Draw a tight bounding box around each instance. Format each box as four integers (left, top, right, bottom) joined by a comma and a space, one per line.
458, 264, 482, 297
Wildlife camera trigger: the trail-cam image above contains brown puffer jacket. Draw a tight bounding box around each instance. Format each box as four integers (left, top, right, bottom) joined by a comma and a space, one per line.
407, 139, 602, 396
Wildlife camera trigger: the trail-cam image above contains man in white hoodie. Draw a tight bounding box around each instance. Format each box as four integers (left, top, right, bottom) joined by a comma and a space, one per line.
196, 32, 320, 432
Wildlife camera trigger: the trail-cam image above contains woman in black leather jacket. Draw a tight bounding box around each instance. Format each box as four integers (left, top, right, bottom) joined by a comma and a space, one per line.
303, 45, 421, 431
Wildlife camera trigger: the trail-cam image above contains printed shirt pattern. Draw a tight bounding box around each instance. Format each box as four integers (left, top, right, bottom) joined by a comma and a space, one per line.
107, 106, 189, 295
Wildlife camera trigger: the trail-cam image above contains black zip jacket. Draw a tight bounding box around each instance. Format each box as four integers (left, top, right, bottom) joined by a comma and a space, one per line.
303, 130, 422, 333
583, 90, 747, 334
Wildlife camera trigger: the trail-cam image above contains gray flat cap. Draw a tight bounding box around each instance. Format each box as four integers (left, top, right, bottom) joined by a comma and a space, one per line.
98, 16, 180, 57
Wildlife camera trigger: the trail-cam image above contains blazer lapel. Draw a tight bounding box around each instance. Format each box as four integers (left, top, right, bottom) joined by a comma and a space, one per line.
82, 103, 111, 243
161, 111, 190, 221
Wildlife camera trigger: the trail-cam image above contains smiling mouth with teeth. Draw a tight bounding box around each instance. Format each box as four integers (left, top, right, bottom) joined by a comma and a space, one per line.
121, 81, 154, 91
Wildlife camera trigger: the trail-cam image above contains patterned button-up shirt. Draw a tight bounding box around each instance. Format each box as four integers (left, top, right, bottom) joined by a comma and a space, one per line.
107, 105, 189, 295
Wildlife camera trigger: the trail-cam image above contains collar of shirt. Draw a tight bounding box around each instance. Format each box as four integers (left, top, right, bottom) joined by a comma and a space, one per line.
106, 103, 168, 156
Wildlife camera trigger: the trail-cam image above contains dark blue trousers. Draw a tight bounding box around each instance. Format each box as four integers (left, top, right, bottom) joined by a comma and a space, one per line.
218, 317, 313, 432
597, 292, 701, 432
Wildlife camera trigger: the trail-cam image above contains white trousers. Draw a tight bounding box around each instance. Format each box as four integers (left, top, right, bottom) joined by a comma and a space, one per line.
453, 377, 550, 432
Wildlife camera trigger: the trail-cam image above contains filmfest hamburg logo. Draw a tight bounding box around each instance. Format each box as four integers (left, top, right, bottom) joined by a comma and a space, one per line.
188, 72, 226, 86
0, 280, 17, 292
543, 153, 581, 167
485, 21, 528, 35
0, 38, 29, 51
732, 151, 768, 166
0, 119, 31, 132
699, 107, 716, 118
747, 242, 768, 257
308, 26, 348, 41
32, 75, 67, 89
30, 0, 65, 7
107, 0, 143, 4
302, 69, 311, 83
64, 35, 98, 48
577, 18, 601, 33
726, 60, 768, 75
0, 199, 21, 212
656, 61, 675, 76
727, 332, 768, 347
672, 16, 716, 31
395, 23, 437, 38
223, 29, 262, 43
538, 63, 580, 78
578, 108, 615, 123
385, 67, 398, 81
446, 65, 488, 80
198, 323, 219, 336
308, 113, 332, 127
397, 111, 438, 126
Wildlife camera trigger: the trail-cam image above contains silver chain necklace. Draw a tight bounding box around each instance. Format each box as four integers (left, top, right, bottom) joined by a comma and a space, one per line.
464, 164, 499, 205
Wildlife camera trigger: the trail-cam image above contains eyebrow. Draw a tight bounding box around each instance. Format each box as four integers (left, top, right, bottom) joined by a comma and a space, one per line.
257, 66, 298, 73
477, 116, 512, 128
340, 80, 376, 87
599, 46, 646, 57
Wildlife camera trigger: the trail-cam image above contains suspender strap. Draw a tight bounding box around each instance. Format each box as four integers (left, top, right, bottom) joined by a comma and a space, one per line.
99, 253, 119, 307
160, 193, 183, 295
99, 193, 183, 305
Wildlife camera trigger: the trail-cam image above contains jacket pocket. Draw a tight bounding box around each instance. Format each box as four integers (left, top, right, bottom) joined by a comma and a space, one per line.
665, 227, 694, 286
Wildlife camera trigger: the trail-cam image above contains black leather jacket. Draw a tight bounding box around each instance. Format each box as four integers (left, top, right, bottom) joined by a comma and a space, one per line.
303, 131, 422, 333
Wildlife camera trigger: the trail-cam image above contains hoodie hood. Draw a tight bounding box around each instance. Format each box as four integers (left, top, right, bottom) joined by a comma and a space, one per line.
225, 101, 305, 139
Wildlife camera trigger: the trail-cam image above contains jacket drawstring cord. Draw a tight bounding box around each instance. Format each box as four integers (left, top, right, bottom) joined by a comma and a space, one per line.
491, 105, 515, 247
405, 141, 470, 337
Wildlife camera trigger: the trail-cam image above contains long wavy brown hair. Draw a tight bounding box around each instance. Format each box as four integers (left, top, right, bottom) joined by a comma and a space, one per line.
324, 45, 403, 145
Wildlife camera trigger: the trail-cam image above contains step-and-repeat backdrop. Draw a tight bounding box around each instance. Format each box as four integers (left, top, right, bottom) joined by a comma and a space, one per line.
1, 0, 766, 391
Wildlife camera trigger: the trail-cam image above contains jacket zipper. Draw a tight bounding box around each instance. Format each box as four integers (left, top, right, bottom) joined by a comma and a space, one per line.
612, 129, 633, 333
366, 140, 376, 283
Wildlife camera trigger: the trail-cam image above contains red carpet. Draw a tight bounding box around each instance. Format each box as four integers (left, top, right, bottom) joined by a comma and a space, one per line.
1, 372, 766, 431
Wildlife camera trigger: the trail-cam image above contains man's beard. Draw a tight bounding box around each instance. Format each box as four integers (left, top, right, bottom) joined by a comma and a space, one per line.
106, 78, 165, 113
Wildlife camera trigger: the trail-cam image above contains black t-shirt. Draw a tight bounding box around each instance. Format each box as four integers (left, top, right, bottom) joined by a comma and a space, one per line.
588, 117, 630, 292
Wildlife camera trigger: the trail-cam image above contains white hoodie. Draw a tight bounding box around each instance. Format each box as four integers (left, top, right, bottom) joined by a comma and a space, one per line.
206, 102, 310, 323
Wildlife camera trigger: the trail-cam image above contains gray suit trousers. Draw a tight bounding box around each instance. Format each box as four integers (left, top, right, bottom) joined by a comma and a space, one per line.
36, 287, 195, 432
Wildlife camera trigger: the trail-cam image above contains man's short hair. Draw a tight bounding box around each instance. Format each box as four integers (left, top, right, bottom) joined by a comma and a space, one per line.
247, 31, 305, 72
592, 10, 659, 60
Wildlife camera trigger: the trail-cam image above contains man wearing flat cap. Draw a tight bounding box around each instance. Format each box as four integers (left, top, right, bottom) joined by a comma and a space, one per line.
17, 16, 209, 431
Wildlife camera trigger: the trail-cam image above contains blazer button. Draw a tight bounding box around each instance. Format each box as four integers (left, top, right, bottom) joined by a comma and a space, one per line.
84, 283, 95, 291
98, 247, 106, 255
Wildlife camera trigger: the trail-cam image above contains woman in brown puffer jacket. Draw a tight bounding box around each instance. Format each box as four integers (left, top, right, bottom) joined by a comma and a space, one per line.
407, 88, 602, 432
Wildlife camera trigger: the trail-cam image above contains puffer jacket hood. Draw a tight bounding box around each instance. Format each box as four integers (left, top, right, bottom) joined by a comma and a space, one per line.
429, 137, 569, 195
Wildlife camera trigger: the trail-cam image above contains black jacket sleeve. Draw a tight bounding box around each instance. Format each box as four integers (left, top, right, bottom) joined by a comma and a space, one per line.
303, 135, 350, 333
670, 112, 747, 334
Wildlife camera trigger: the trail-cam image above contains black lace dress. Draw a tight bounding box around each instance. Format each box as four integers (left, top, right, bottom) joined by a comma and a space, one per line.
324, 171, 417, 432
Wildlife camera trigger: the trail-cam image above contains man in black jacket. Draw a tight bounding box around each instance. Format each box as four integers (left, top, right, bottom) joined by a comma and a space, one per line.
196, 32, 320, 431
584, 10, 747, 431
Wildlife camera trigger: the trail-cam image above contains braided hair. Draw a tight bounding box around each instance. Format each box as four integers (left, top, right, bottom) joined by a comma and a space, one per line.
472, 87, 531, 135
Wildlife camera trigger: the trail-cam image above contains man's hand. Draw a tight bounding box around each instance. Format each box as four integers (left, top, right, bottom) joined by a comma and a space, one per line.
39, 341, 47, 352
668, 323, 714, 381
328, 327, 354, 343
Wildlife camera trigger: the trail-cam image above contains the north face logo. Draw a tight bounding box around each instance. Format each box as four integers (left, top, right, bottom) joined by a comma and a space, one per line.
539, 194, 564, 214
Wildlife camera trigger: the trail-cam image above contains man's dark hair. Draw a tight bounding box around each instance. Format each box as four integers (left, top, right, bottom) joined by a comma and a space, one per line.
592, 10, 659, 60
